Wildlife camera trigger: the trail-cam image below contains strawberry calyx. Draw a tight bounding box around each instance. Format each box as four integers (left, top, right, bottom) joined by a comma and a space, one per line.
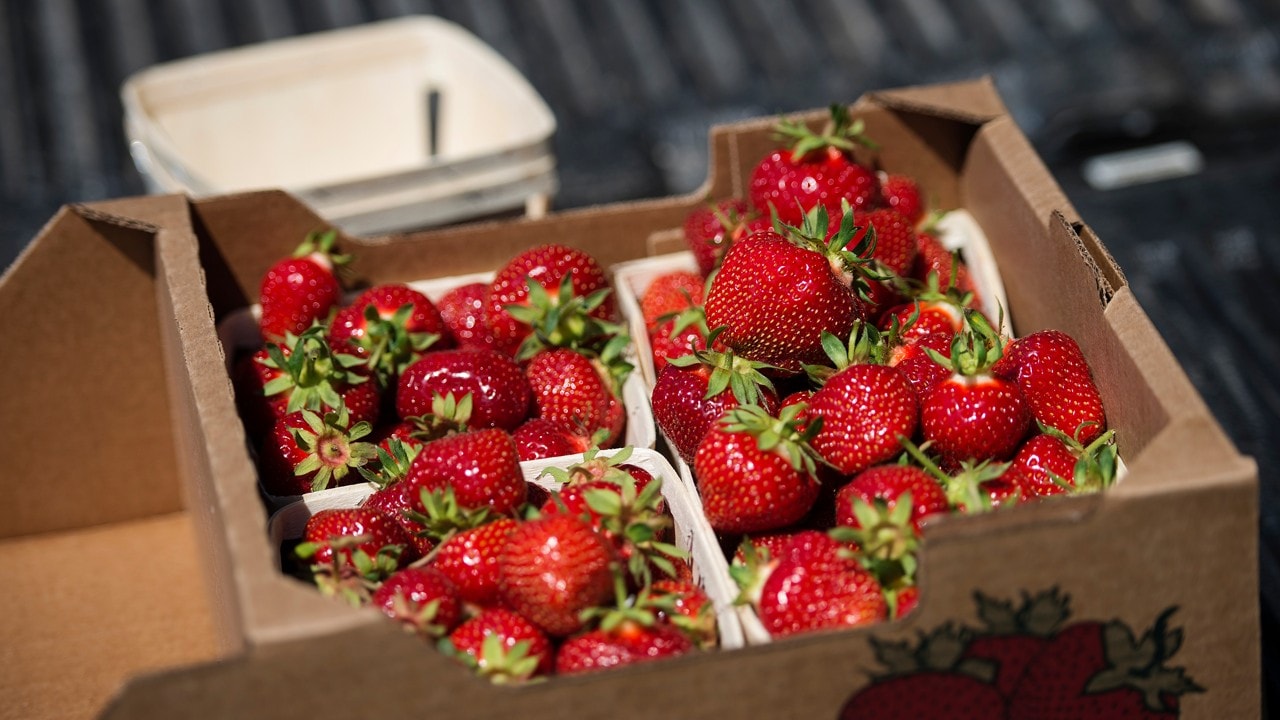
354, 302, 442, 387
780, 202, 882, 294
398, 392, 474, 444
539, 446, 633, 486
404, 486, 496, 547
261, 325, 369, 414
438, 633, 543, 685
925, 308, 1006, 378
829, 493, 920, 592
509, 274, 627, 361
295, 535, 405, 606
579, 571, 675, 635
289, 407, 378, 492
805, 324, 890, 385
898, 435, 1015, 513
1039, 424, 1119, 494
357, 436, 422, 489
719, 403, 826, 478
1085, 607, 1204, 711
293, 228, 352, 273
728, 537, 779, 608
870, 625, 998, 683
972, 587, 1072, 637
773, 103, 880, 163
384, 592, 449, 639
667, 327, 778, 406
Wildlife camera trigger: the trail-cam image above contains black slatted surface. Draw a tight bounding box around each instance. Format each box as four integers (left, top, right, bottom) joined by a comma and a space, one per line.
2, 1, 1278, 714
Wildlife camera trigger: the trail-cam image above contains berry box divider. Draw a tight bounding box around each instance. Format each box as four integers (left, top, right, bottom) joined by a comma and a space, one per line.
217, 270, 657, 512
266, 447, 747, 650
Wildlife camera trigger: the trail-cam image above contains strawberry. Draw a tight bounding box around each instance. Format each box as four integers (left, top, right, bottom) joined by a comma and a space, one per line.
834, 465, 948, 534
296, 507, 416, 604
913, 229, 980, 302
879, 172, 926, 225
371, 566, 463, 638
804, 327, 919, 477
755, 530, 887, 637
259, 407, 378, 496
258, 229, 347, 343
556, 615, 694, 675
651, 579, 718, 648
498, 514, 619, 637
651, 338, 779, 465
445, 608, 554, 682
682, 198, 752, 276
640, 270, 705, 327
1006, 608, 1203, 719
886, 329, 952, 398
430, 517, 520, 607
360, 478, 435, 558
901, 436, 1032, 513
703, 214, 868, 374
484, 244, 616, 356
692, 404, 822, 534
1010, 428, 1118, 498
837, 627, 1007, 719
962, 588, 1073, 698
993, 329, 1107, 445
396, 348, 531, 431
921, 311, 1031, 462
748, 104, 880, 227
402, 428, 527, 516
512, 417, 592, 461
846, 207, 918, 278
649, 315, 709, 374
436, 281, 498, 351
327, 283, 449, 384
525, 347, 624, 446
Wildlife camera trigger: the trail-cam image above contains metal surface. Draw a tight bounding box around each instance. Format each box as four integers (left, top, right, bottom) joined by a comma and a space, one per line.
2, 0, 1277, 713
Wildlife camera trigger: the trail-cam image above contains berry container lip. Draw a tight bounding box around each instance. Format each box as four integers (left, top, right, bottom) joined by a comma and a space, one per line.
219, 269, 656, 511
267, 446, 746, 651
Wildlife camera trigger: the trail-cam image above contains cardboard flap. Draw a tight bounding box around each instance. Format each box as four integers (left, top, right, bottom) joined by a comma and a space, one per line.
865, 76, 1009, 126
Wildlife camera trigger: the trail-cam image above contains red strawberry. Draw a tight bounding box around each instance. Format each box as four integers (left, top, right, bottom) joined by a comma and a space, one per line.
525, 348, 623, 446
837, 627, 1008, 719
371, 566, 463, 638
682, 198, 752, 275
396, 349, 531, 431
748, 105, 880, 227
298, 506, 416, 577
693, 404, 822, 534
846, 208, 918, 278
835, 465, 948, 534
512, 417, 592, 461
556, 618, 694, 675
258, 230, 347, 343
651, 341, 779, 465
886, 329, 952, 398
755, 530, 887, 637
901, 437, 1033, 513
402, 428, 527, 516
921, 312, 1031, 463
892, 585, 920, 619
1007, 609, 1203, 719
914, 229, 980, 302
703, 224, 866, 374
879, 173, 926, 225
962, 589, 1073, 698
446, 608, 554, 682
640, 270, 705, 328
993, 330, 1107, 445
327, 283, 450, 383
259, 408, 378, 496
651, 579, 717, 648
880, 298, 965, 344
498, 514, 619, 636
436, 282, 498, 351
361, 479, 434, 558
649, 316, 708, 374
431, 518, 520, 607
1010, 429, 1118, 498
484, 244, 616, 356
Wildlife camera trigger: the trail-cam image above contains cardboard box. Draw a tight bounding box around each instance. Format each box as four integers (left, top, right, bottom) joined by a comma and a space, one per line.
0, 78, 1259, 719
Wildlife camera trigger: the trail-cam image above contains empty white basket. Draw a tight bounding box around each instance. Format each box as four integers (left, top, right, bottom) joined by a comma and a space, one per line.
121, 16, 558, 235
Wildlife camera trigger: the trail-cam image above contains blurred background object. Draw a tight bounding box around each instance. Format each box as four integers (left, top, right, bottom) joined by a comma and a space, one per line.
0, 0, 1276, 714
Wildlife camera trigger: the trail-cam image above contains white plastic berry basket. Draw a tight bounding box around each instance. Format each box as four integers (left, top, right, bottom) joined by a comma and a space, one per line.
219, 270, 657, 511
267, 447, 747, 650
120, 16, 557, 235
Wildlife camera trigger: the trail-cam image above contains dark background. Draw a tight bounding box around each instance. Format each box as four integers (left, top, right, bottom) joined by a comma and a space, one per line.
2, 0, 1277, 713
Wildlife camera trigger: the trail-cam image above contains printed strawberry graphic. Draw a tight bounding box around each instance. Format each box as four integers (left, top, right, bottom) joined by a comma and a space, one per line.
1006, 608, 1203, 719
748, 104, 881, 227
838, 626, 1006, 719
258, 229, 348, 343
963, 588, 1074, 697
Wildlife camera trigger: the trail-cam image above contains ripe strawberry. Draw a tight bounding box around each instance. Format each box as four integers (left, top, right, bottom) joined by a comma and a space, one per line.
651, 579, 717, 648
962, 589, 1073, 698
921, 312, 1031, 462
640, 270, 705, 327
879, 172, 926, 225
371, 566, 463, 638
512, 417, 592, 461
993, 330, 1107, 445
649, 315, 708, 374
327, 283, 450, 384
556, 617, 694, 675
703, 223, 866, 374
837, 627, 1007, 719
835, 465, 948, 534
431, 518, 520, 607
485, 244, 616, 356
748, 105, 880, 227
361, 479, 434, 558
259, 229, 347, 343
846, 208, 918, 277
436, 281, 498, 351
1007, 609, 1203, 719
693, 404, 822, 534
886, 329, 952, 398
1010, 427, 1119, 498
682, 198, 752, 275
498, 514, 619, 636
397, 348, 531, 431
755, 530, 887, 637
901, 436, 1032, 513
914, 229, 980, 302
298, 506, 416, 573
402, 428, 527, 516
525, 348, 623, 446
651, 340, 779, 464
259, 408, 378, 496
446, 608, 554, 682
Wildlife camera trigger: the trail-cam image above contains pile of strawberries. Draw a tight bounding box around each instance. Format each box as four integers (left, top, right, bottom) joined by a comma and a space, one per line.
290, 450, 716, 680
642, 105, 1118, 638
233, 235, 635, 499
